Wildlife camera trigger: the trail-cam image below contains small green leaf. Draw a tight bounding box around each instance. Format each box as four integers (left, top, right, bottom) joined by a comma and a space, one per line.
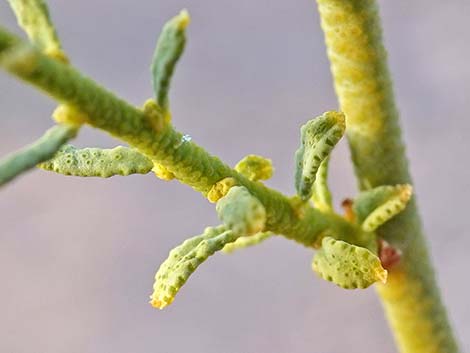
151, 9, 189, 111
235, 154, 273, 181
150, 226, 238, 309
311, 157, 332, 211
0, 124, 77, 187
7, 0, 66, 60
295, 111, 345, 201
38, 145, 154, 177
353, 184, 412, 232
312, 236, 387, 289
216, 186, 266, 236
222, 232, 273, 253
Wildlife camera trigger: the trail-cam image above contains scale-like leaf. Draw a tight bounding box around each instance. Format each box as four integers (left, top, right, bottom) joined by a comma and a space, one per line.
151, 9, 189, 111
312, 237, 387, 289
353, 184, 412, 231
150, 226, 238, 309
38, 145, 154, 177
295, 111, 345, 201
311, 157, 333, 211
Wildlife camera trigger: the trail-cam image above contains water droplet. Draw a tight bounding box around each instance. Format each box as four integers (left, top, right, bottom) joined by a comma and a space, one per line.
175, 134, 192, 148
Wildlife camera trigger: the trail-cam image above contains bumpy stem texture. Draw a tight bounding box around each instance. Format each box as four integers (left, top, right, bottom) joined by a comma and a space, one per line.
7, 0, 63, 56
0, 27, 363, 249
316, 0, 459, 352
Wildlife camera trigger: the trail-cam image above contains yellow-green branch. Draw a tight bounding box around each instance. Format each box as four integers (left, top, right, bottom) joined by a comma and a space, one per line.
1, 0, 78, 185
316, 0, 459, 352
0, 27, 362, 249
7, 0, 65, 59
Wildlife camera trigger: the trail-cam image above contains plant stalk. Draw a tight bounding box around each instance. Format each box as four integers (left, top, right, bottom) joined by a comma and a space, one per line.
0, 27, 362, 249
316, 0, 459, 352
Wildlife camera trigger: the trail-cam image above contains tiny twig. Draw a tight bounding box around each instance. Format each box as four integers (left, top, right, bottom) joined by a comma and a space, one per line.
0, 124, 77, 186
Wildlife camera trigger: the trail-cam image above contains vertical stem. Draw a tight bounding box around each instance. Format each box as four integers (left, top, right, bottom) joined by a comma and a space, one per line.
315, 0, 459, 352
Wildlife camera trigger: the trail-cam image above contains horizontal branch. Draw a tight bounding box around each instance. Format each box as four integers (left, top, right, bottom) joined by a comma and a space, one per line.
38, 145, 154, 177
0, 26, 364, 248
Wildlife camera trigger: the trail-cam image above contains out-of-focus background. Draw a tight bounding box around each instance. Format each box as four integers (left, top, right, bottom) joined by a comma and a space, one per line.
0, 1, 469, 352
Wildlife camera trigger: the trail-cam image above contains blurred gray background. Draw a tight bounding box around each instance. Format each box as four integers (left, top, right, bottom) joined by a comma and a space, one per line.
0, 1, 469, 352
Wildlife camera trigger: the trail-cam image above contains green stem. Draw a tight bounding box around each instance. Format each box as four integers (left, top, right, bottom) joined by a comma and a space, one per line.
1, 0, 79, 187
0, 27, 361, 248
316, 0, 459, 352
7, 0, 67, 60
0, 123, 77, 186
